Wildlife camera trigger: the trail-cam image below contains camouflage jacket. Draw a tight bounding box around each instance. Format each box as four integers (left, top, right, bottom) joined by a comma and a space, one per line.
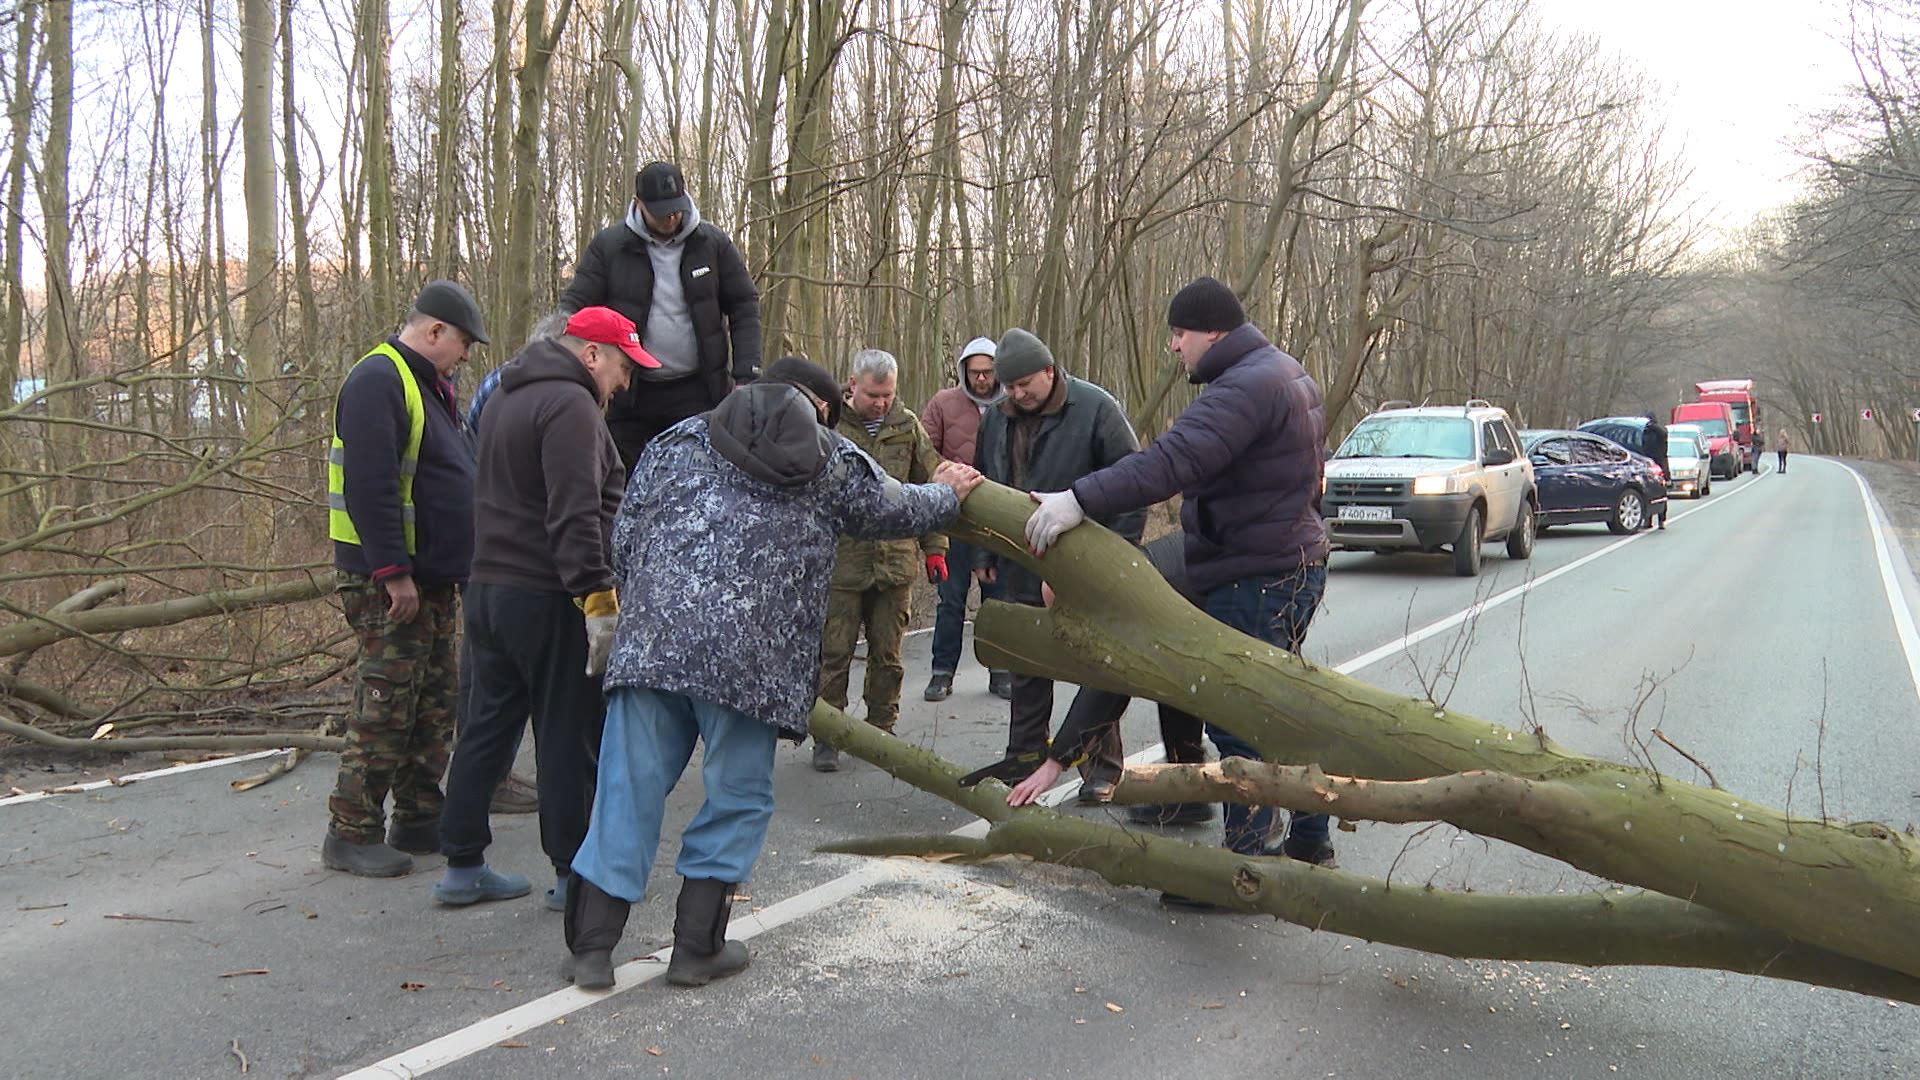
604, 415, 959, 736
829, 403, 947, 590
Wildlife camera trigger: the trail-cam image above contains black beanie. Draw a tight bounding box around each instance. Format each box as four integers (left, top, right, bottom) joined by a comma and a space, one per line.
764, 354, 841, 428
1167, 276, 1246, 332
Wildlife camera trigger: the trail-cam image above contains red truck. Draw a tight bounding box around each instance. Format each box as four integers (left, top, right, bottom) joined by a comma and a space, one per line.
1690, 379, 1762, 473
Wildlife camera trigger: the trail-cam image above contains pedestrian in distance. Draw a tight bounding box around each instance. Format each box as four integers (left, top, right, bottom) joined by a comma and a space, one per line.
434, 307, 656, 911
1775, 427, 1791, 473
321, 280, 486, 878
1642, 412, 1669, 530
560, 160, 762, 472
1021, 276, 1334, 903
811, 348, 949, 772
965, 328, 1141, 801
559, 361, 981, 992
921, 337, 1013, 702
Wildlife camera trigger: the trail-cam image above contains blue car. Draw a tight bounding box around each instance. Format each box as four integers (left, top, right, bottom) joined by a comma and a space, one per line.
1519, 429, 1668, 534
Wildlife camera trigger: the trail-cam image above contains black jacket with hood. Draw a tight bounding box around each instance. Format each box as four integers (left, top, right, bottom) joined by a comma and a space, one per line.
559, 205, 762, 427
469, 338, 625, 598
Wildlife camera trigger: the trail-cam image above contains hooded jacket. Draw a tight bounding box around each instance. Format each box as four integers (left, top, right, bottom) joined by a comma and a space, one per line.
1072, 322, 1328, 594
469, 338, 625, 597
559, 200, 761, 430
602, 384, 960, 736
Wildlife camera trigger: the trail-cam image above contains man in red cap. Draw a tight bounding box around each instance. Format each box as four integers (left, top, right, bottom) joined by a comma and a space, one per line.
434, 306, 659, 909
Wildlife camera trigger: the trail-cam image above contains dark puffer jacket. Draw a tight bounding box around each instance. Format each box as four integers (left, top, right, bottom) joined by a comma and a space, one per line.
559, 217, 761, 414
1072, 323, 1327, 594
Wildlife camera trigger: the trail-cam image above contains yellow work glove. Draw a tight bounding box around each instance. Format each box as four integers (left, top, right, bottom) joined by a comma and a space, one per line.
576, 589, 619, 675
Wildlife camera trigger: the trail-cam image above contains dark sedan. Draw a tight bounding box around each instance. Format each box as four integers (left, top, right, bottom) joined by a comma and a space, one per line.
1519, 429, 1669, 534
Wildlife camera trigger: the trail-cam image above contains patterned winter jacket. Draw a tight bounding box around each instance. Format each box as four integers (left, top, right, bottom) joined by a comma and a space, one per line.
602, 402, 960, 737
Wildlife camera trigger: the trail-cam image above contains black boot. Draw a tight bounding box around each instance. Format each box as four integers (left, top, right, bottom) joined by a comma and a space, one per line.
666, 877, 750, 987
561, 874, 630, 991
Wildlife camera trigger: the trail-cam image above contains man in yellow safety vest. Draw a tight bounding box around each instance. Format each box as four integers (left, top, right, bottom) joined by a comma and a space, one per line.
322, 279, 487, 878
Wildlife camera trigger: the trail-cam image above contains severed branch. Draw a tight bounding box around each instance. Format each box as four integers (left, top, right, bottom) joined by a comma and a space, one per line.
810, 703, 1920, 1003
942, 481, 1920, 981
7, 579, 126, 674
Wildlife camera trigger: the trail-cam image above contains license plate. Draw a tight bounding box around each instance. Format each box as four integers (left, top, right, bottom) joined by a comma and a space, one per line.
1338, 505, 1392, 521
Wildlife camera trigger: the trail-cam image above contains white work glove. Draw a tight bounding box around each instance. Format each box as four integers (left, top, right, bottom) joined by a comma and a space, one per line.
584, 615, 618, 676
1024, 489, 1086, 555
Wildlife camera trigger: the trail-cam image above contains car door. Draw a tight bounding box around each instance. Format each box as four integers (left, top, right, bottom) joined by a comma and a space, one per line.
1479, 419, 1523, 529
1528, 437, 1574, 514
1589, 437, 1638, 507
1565, 436, 1618, 513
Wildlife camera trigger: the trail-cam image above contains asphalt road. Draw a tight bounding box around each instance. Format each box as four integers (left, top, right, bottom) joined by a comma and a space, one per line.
4, 456, 1918, 1079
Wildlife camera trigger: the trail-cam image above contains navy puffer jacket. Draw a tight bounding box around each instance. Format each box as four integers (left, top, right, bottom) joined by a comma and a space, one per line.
1072, 323, 1327, 594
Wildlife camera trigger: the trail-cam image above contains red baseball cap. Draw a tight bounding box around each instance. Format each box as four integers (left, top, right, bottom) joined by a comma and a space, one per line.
564, 306, 660, 368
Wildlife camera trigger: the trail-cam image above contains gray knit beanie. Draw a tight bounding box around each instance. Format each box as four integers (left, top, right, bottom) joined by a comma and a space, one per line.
994, 328, 1055, 384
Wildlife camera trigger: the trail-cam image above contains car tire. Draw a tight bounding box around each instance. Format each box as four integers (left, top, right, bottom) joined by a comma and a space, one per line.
1699, 476, 1710, 498
1608, 487, 1646, 534
1452, 506, 1483, 577
1505, 500, 1535, 560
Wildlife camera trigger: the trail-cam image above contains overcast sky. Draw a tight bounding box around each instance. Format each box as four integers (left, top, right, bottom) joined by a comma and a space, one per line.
1528, 0, 1863, 239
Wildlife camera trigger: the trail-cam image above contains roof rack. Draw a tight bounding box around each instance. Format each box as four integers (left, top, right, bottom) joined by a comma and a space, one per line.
1465, 398, 1492, 409
1379, 399, 1413, 410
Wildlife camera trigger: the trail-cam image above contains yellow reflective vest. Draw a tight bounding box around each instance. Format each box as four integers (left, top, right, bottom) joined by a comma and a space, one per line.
326, 343, 425, 551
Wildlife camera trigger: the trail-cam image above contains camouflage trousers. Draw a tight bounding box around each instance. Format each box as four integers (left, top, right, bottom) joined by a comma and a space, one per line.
817, 584, 912, 733
327, 572, 460, 844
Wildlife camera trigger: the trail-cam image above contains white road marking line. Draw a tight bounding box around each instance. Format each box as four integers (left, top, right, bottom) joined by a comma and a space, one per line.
0, 749, 286, 807
342, 475, 1785, 1077
340, 748, 1148, 1080
1829, 459, 1920, 704
1331, 469, 1769, 676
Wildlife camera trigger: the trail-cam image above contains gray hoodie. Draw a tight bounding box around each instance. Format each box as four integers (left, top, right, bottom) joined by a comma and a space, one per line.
624, 200, 704, 380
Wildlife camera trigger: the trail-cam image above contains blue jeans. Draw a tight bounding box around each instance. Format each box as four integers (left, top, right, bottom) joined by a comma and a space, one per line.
1201, 565, 1329, 856
930, 539, 1000, 675
570, 687, 778, 901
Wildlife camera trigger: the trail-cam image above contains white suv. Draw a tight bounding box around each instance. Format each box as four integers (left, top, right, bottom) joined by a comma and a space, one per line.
1321, 400, 1537, 576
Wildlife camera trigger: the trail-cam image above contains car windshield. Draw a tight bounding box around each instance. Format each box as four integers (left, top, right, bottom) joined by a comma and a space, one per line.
1670, 434, 1701, 457
1337, 416, 1475, 460
1681, 417, 1730, 437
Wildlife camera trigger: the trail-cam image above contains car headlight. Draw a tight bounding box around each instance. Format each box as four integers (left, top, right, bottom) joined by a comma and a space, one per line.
1412, 475, 1457, 496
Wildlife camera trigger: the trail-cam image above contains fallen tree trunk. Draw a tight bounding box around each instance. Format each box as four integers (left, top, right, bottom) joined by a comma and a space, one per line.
809, 704, 1920, 1002
913, 482, 1920, 981
0, 575, 334, 658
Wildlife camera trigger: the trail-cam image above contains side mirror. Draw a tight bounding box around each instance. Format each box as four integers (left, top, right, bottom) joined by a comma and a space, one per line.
1484, 447, 1515, 467
1528, 453, 1550, 467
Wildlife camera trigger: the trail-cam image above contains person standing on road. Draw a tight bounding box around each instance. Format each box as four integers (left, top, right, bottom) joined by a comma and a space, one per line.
1775, 427, 1791, 473
1642, 412, 1669, 530
458, 308, 573, 819
811, 349, 948, 772
559, 160, 762, 472
921, 337, 1013, 703
967, 329, 1141, 800
1021, 276, 1334, 897
322, 280, 486, 878
560, 366, 980, 991
434, 308, 655, 910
